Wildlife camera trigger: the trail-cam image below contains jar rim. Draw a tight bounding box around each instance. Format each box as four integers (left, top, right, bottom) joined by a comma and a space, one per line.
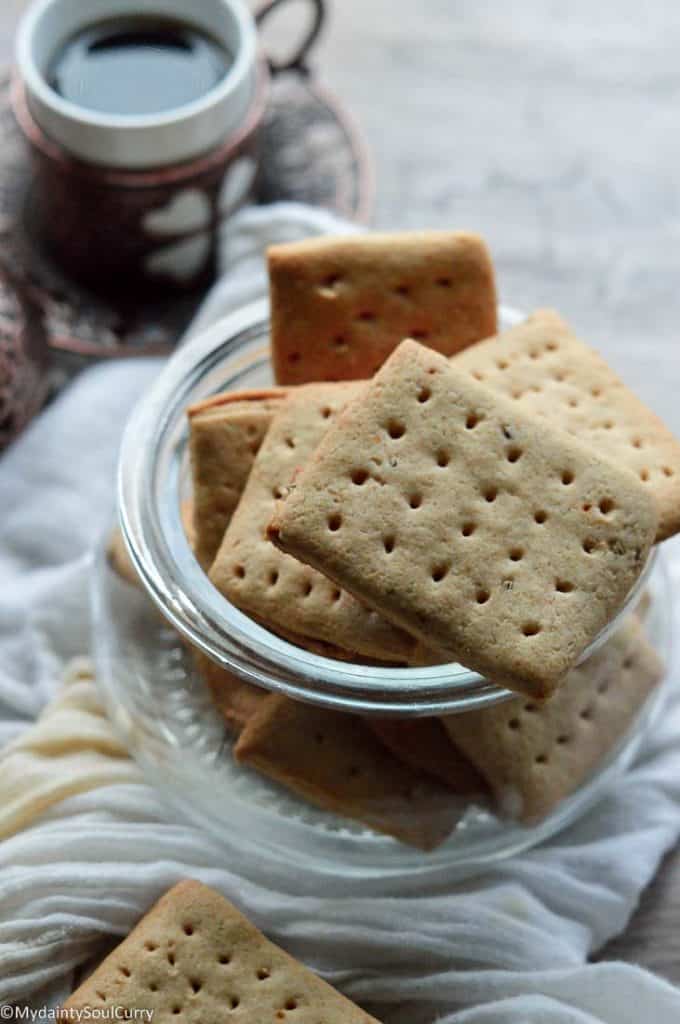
118, 297, 657, 715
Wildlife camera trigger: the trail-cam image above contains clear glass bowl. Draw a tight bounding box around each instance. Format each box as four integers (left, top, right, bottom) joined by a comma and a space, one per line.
93, 299, 673, 879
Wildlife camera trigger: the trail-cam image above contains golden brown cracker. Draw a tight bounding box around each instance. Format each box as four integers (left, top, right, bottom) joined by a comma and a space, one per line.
454, 309, 680, 541
188, 390, 287, 569
63, 879, 380, 1022
269, 339, 657, 698
269, 231, 497, 385
210, 383, 419, 663
443, 618, 664, 822
366, 717, 487, 794
235, 696, 458, 850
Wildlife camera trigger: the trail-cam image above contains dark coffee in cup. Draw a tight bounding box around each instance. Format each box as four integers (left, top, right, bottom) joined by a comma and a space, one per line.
13, 0, 325, 297
47, 16, 234, 117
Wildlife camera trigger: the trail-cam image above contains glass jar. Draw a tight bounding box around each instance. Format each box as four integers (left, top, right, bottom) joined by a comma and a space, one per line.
94, 300, 672, 878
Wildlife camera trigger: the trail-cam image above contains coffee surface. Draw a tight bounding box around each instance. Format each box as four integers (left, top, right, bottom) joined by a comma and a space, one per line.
48, 16, 232, 117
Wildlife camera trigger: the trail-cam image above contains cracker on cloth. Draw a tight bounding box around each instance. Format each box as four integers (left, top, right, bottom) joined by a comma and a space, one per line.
365, 718, 487, 794
442, 617, 664, 822
453, 308, 680, 542
63, 879, 380, 1022
210, 383, 419, 664
268, 231, 497, 385
269, 339, 657, 698
235, 695, 458, 849
188, 389, 287, 570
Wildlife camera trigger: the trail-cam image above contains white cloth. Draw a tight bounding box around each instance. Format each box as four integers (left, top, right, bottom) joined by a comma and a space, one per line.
2, 201, 680, 1023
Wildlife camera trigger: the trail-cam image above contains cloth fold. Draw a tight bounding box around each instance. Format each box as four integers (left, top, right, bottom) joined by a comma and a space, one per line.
1, 202, 680, 1023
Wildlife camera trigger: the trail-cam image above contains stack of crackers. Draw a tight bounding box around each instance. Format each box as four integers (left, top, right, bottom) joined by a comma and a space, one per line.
171, 231, 675, 848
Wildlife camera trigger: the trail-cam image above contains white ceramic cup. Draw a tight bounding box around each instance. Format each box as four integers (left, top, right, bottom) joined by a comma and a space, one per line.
15, 0, 259, 169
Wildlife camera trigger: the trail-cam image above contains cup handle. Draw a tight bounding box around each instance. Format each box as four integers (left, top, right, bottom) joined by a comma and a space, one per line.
254, 0, 326, 75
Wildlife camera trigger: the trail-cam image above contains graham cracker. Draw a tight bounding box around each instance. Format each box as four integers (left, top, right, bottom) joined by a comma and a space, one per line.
365, 718, 487, 794
235, 695, 458, 849
210, 383, 419, 663
454, 309, 680, 541
63, 879, 380, 1023
188, 389, 288, 570
443, 617, 664, 822
269, 339, 657, 698
268, 231, 497, 385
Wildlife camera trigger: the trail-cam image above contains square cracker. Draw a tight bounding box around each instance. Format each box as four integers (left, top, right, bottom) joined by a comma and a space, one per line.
210, 383, 419, 664
442, 617, 663, 822
63, 879, 380, 1023
188, 389, 288, 570
365, 718, 487, 794
453, 308, 680, 542
269, 339, 657, 698
235, 695, 458, 849
268, 231, 497, 385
